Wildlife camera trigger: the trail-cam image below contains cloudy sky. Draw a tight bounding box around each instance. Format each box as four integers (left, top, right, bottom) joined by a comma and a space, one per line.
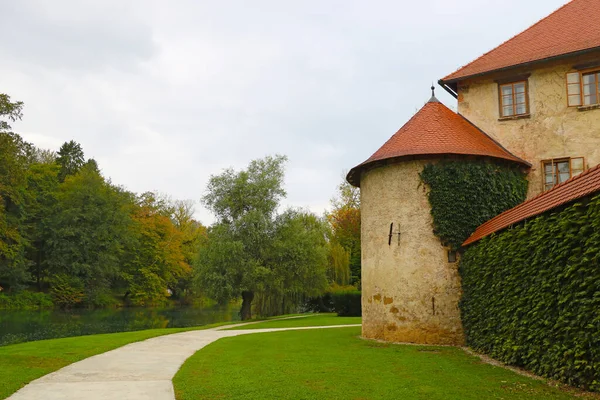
1, 0, 566, 224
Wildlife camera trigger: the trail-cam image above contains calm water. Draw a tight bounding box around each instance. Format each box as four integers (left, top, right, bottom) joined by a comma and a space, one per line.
0, 305, 240, 346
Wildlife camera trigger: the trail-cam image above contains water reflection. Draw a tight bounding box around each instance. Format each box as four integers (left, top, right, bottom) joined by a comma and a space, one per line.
0, 305, 240, 346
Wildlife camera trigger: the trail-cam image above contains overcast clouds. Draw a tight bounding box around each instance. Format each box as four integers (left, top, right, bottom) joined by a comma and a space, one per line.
0, 0, 567, 224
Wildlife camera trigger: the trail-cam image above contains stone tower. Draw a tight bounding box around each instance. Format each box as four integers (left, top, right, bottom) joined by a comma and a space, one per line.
346, 90, 529, 345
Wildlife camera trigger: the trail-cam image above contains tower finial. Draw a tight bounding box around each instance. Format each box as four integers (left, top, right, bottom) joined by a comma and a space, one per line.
428, 84, 439, 103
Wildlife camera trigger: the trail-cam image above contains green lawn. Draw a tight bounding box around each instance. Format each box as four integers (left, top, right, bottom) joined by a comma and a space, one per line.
227, 313, 361, 330
0, 322, 232, 399
174, 327, 590, 400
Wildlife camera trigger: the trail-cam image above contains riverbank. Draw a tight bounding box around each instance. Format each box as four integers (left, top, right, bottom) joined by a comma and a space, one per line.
0, 305, 240, 346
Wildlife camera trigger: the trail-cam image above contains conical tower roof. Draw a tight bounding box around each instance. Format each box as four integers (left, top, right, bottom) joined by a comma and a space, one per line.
347, 93, 529, 187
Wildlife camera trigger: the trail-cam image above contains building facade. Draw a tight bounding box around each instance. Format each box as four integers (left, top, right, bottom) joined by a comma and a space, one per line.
351, 0, 600, 345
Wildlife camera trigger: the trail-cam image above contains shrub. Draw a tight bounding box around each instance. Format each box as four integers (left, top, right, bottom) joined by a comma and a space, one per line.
460, 193, 600, 391
331, 289, 361, 317
0, 291, 54, 309
49, 274, 85, 308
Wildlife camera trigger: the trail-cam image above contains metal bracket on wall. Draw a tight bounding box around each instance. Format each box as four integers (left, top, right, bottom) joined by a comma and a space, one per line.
388, 223, 401, 246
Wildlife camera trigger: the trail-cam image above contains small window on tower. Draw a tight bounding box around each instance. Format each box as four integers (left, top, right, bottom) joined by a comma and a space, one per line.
447, 250, 457, 263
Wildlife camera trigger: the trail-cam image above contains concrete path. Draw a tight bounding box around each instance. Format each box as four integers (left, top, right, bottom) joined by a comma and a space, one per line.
8, 323, 361, 400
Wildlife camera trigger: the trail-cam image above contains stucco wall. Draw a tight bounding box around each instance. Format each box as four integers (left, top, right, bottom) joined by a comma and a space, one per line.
360, 160, 464, 345
457, 53, 600, 198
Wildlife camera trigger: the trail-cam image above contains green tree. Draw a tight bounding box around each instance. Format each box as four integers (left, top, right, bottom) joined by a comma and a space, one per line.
56, 140, 85, 182
327, 175, 361, 285
0, 94, 24, 132
45, 164, 131, 305
0, 132, 33, 290
196, 155, 328, 319
22, 162, 60, 290
253, 210, 328, 316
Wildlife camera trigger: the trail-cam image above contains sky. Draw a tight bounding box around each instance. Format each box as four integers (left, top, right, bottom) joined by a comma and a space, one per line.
0, 0, 567, 224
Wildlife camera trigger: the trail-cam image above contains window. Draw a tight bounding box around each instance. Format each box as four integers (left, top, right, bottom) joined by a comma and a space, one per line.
499, 81, 528, 117
447, 250, 457, 263
566, 70, 600, 106
542, 157, 585, 191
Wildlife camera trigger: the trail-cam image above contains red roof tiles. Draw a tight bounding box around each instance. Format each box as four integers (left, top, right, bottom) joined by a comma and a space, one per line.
463, 163, 600, 246
442, 0, 600, 83
346, 97, 529, 186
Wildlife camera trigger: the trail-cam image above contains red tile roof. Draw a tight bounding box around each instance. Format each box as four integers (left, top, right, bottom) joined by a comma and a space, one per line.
463, 163, 600, 246
346, 97, 529, 186
442, 0, 600, 83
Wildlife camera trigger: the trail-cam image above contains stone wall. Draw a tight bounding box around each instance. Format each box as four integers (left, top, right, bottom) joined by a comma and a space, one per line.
360, 160, 464, 345
457, 52, 600, 198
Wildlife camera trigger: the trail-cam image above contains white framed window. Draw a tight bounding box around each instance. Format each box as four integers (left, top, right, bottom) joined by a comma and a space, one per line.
566, 70, 600, 107
499, 81, 529, 117
542, 157, 585, 191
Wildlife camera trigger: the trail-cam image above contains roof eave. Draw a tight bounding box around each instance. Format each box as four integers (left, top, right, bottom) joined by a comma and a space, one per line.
440, 46, 600, 86
346, 153, 530, 188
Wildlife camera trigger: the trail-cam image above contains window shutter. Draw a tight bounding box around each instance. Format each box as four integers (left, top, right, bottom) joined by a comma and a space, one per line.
566, 72, 582, 106
571, 157, 585, 176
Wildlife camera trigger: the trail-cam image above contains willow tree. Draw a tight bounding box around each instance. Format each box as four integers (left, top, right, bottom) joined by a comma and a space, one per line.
196, 155, 328, 319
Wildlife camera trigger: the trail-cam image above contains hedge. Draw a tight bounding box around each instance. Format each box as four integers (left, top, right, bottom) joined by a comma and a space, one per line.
460, 193, 600, 391
331, 290, 361, 317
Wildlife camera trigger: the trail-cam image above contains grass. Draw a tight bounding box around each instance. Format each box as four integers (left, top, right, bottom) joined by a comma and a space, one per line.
226, 313, 361, 330
0, 313, 331, 398
0, 321, 232, 399
174, 326, 591, 400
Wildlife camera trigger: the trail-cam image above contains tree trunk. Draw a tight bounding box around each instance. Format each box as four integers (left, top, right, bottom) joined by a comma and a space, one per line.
240, 291, 254, 320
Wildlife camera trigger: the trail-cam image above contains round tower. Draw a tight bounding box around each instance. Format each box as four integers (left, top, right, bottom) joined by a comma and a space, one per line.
347, 88, 529, 345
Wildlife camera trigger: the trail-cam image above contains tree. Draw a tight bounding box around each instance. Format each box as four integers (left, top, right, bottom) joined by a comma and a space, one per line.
254, 210, 328, 316
121, 192, 189, 306
171, 200, 206, 300
196, 155, 328, 319
327, 175, 361, 285
0, 132, 33, 290
327, 242, 351, 286
56, 140, 85, 182
0, 93, 24, 132
22, 162, 60, 290
45, 164, 131, 305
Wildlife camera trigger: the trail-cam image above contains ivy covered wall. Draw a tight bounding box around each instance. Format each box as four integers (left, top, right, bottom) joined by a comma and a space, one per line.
460, 194, 600, 391
420, 160, 528, 249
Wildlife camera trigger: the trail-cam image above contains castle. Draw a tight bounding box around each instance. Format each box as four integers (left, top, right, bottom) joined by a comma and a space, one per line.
347, 0, 600, 345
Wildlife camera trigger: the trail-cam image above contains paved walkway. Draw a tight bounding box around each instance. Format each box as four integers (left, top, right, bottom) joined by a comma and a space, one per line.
8, 323, 361, 400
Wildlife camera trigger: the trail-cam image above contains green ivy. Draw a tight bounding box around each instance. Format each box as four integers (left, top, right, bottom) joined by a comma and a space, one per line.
460, 194, 600, 391
420, 160, 528, 249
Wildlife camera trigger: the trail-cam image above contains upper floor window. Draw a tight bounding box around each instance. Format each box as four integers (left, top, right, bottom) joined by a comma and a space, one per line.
566, 70, 600, 107
542, 157, 585, 191
499, 81, 528, 117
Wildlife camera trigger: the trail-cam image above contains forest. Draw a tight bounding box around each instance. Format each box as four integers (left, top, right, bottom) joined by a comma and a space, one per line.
0, 93, 360, 318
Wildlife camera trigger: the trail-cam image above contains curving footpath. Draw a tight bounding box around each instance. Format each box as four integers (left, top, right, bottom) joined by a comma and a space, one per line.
8, 323, 360, 400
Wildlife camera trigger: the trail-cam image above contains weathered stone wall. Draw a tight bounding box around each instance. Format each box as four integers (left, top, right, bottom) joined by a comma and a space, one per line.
457, 52, 600, 198
360, 160, 464, 345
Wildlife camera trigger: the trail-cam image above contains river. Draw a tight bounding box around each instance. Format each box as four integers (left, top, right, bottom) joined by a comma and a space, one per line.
0, 304, 240, 346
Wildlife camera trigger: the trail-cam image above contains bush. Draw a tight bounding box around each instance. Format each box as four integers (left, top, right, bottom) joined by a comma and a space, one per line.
460, 193, 600, 391
0, 291, 54, 310
331, 290, 361, 317
49, 274, 85, 308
